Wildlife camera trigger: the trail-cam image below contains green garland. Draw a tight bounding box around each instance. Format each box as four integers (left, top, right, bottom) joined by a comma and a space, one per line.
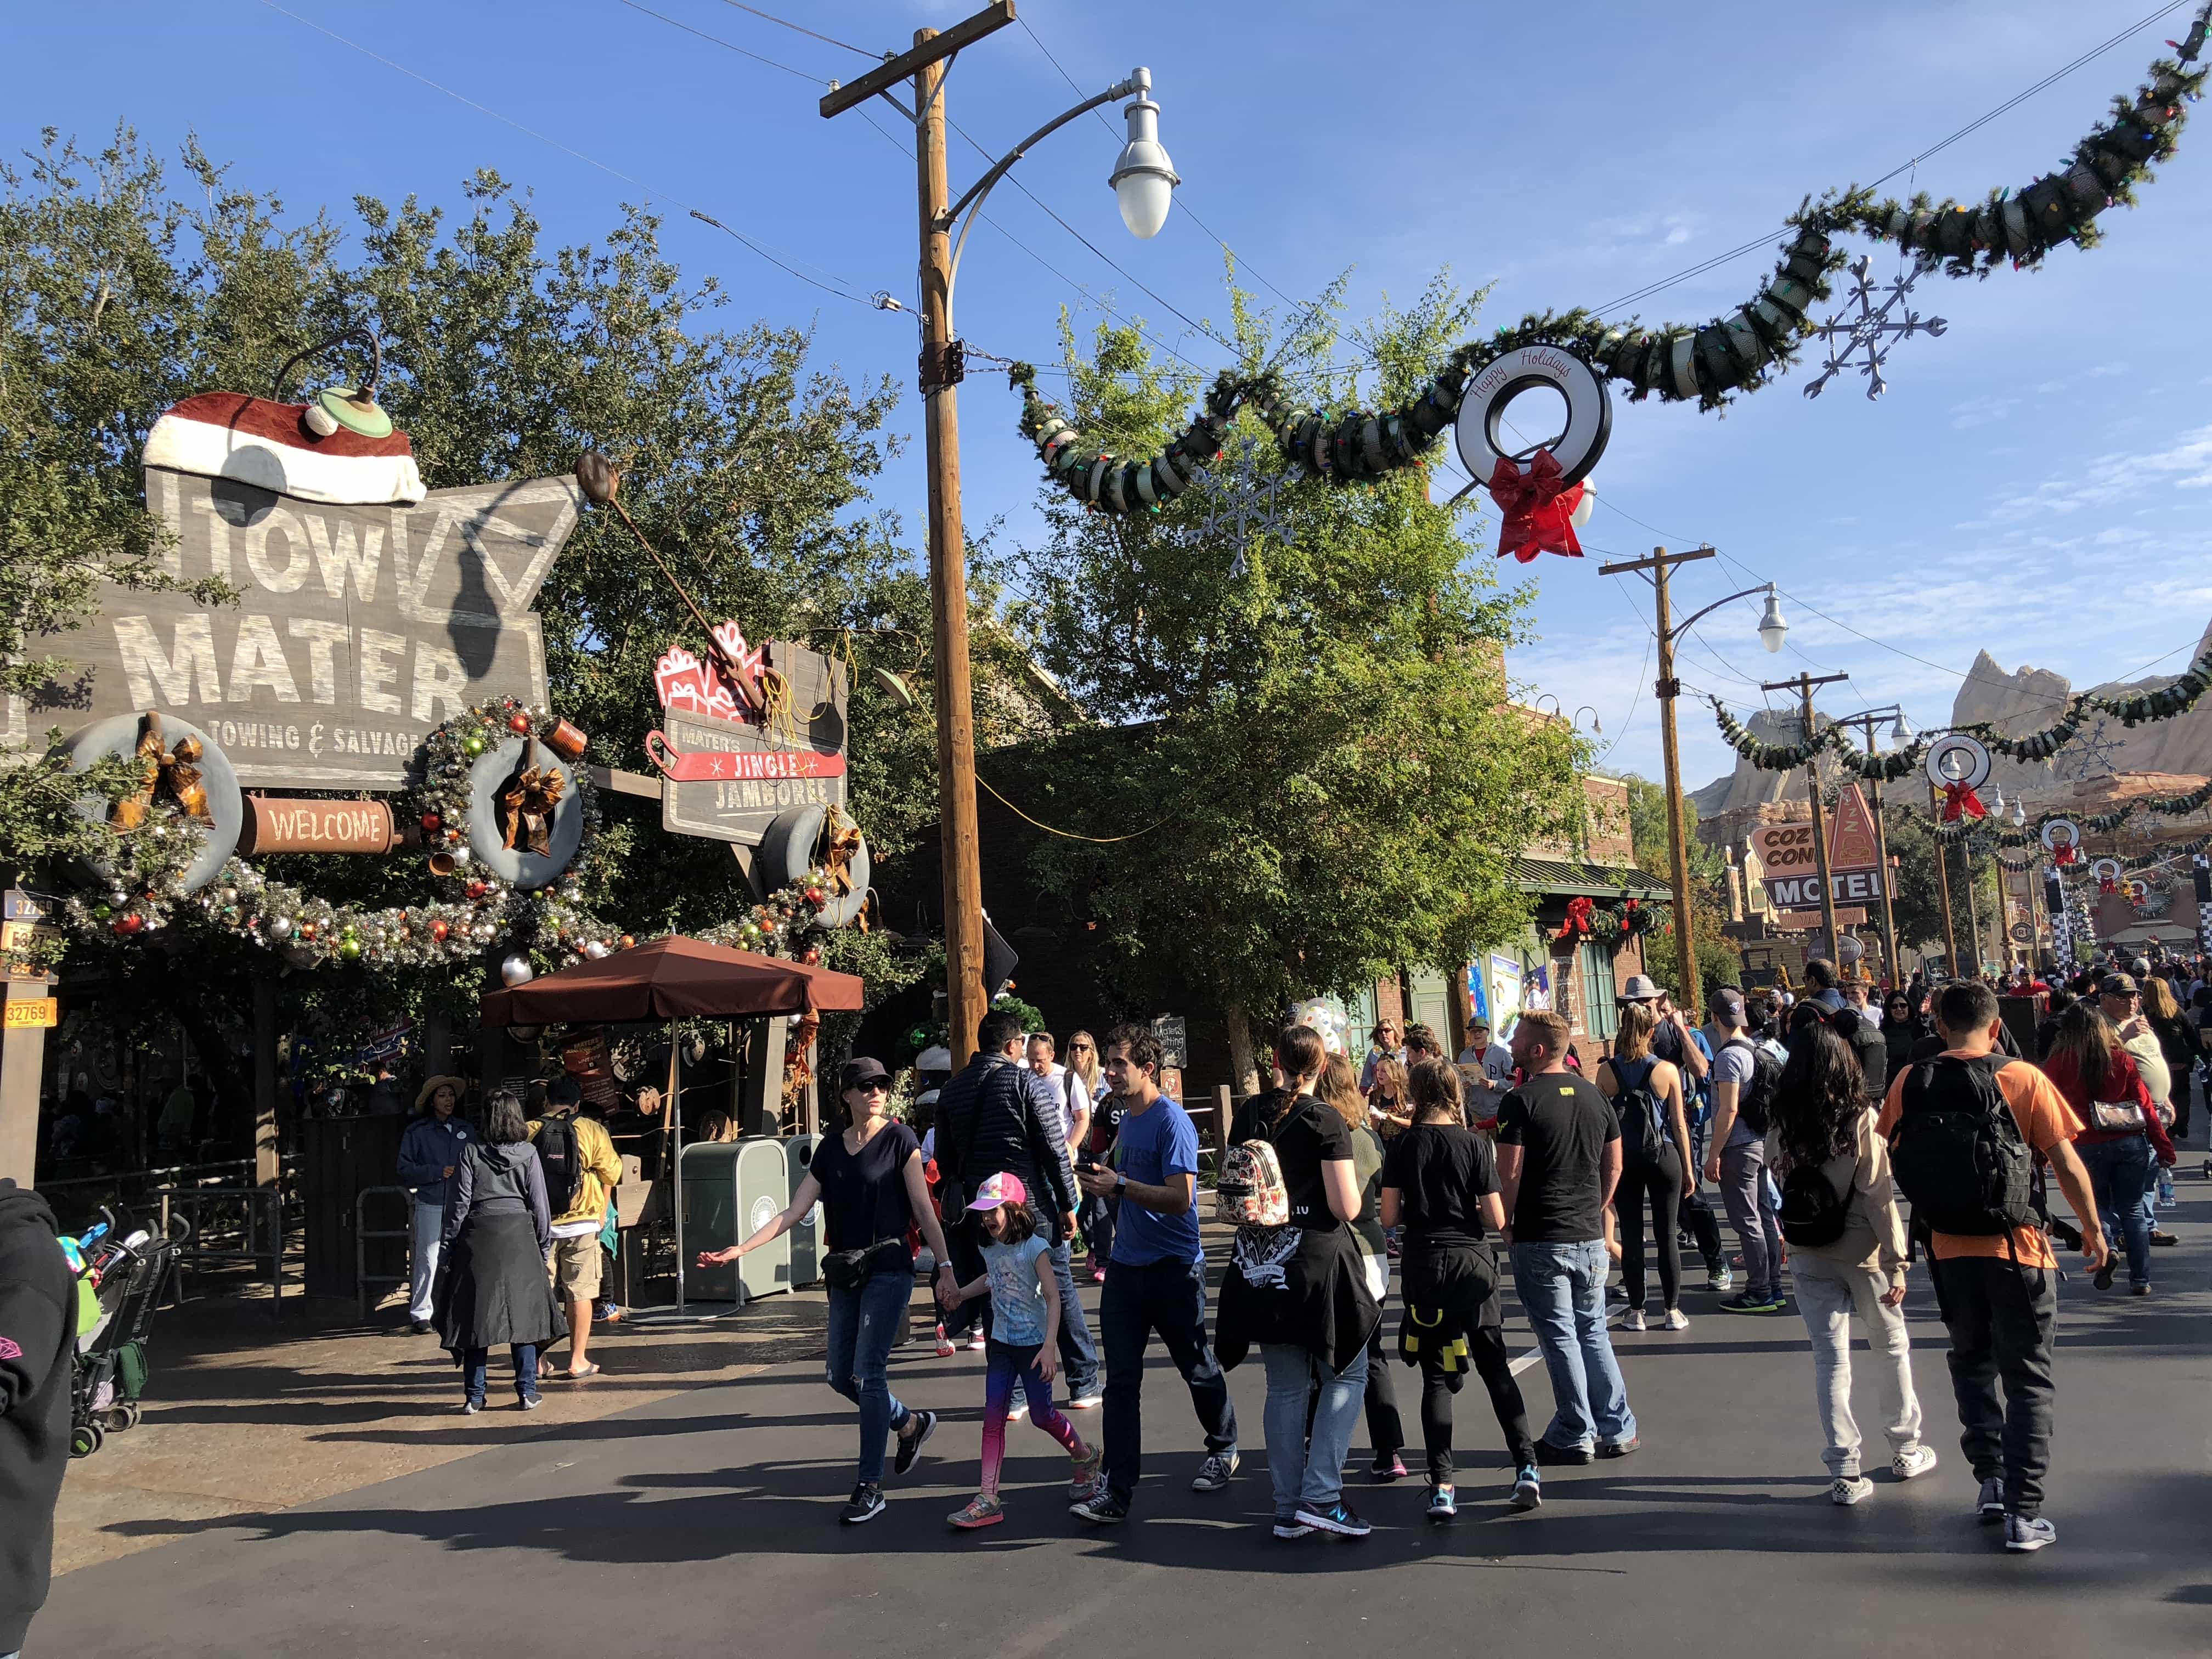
1824, 724, 1929, 782
1008, 26, 2209, 514
1713, 702, 1827, 770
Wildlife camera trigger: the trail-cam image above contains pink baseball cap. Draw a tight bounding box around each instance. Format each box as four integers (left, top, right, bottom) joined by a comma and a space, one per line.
967, 1171, 1028, 1211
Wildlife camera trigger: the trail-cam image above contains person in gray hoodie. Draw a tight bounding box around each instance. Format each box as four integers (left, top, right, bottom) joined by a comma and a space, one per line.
1, 1179, 75, 1659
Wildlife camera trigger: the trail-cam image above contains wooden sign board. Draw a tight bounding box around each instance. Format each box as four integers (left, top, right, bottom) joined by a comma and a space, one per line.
658, 643, 848, 848
1828, 785, 1881, 873
1765, 868, 1885, 911
1774, 907, 1870, 930
3, 469, 582, 790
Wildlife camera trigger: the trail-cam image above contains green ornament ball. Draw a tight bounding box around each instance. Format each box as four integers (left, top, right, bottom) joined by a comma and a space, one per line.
463, 732, 487, 757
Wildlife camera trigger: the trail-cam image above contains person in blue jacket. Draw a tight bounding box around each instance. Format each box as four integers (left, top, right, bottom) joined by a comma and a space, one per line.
398, 1076, 473, 1335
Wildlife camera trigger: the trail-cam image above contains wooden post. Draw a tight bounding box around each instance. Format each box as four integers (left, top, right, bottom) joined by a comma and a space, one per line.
1762, 668, 1850, 965
0, 1017, 45, 1188
1929, 781, 1963, 979
1650, 552, 1701, 1006
253, 976, 279, 1187
915, 29, 989, 1071
1212, 1083, 1233, 1164
740, 1015, 786, 1137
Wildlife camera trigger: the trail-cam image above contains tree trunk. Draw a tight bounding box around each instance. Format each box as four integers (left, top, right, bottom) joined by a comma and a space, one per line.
1223, 1000, 1262, 1099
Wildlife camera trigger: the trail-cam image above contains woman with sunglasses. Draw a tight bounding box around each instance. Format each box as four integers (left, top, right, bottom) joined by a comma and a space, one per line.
1066, 1031, 1117, 1281
698, 1057, 957, 1524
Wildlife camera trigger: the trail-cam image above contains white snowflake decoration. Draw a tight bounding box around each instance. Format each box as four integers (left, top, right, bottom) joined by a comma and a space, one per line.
1803, 255, 1948, 400
1191, 436, 1289, 578
2063, 716, 2125, 783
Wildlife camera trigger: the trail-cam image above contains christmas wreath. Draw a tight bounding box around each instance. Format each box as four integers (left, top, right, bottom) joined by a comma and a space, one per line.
1556, 894, 1667, 946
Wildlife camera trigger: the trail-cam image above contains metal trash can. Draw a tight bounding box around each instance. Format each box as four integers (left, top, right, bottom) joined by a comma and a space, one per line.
785, 1134, 821, 1288
681, 1137, 792, 1301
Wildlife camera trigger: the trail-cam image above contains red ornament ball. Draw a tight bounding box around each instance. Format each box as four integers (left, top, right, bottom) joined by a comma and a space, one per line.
431, 919, 450, 943
112, 913, 144, 936
804, 886, 825, 906
466, 880, 489, 900
508, 712, 533, 736
618, 934, 635, 949
421, 810, 442, 832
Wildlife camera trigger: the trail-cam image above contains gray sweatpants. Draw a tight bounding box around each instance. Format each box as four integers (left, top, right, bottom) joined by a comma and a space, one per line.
1718, 1140, 1785, 1300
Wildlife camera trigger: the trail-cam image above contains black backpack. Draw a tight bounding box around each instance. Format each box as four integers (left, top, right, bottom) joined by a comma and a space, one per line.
1722, 1037, 1783, 1134
535, 1114, 581, 1216
1887, 1055, 2037, 1238
1605, 1056, 1669, 1163
1779, 1158, 1852, 1247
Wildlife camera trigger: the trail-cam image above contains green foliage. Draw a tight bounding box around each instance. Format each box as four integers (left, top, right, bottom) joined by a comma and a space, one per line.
997, 272, 1583, 1065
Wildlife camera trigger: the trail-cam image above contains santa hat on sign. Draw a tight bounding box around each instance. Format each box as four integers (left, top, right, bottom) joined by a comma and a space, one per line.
144, 391, 426, 506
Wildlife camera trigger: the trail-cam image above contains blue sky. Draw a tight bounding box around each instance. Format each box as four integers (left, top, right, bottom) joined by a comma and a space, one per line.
9, 0, 2211, 795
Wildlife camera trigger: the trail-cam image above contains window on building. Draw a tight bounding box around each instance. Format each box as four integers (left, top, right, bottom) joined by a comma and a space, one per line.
1579, 941, 1619, 1040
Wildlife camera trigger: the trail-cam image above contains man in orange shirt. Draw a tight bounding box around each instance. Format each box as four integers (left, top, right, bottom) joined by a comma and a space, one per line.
1879, 980, 2108, 1555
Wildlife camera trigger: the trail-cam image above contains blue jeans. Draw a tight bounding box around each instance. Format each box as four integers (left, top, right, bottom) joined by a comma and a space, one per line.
826, 1267, 916, 1483
1045, 1240, 1101, 1398
1510, 1239, 1636, 1453
462, 1343, 539, 1405
2076, 1135, 2155, 1286
1261, 1341, 1369, 1515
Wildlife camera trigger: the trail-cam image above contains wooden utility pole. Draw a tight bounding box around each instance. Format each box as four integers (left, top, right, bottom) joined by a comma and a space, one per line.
1838, 713, 1903, 988
1764, 670, 1849, 967
1599, 546, 1716, 1006
1928, 781, 1963, 978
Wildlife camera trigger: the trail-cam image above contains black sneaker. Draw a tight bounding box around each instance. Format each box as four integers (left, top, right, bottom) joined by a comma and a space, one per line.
1976, 1476, 2005, 1523
841, 1482, 887, 1525
1532, 1438, 1592, 1466
1595, 1435, 1640, 1459
1718, 1292, 1778, 1314
894, 1409, 938, 1476
1294, 1499, 1372, 1538
1070, 1488, 1128, 1525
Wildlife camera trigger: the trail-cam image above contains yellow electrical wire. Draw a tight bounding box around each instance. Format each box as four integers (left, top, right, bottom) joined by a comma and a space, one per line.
975, 774, 1173, 844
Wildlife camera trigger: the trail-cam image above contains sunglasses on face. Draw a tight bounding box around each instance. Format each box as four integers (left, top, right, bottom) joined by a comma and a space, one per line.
856, 1081, 888, 1093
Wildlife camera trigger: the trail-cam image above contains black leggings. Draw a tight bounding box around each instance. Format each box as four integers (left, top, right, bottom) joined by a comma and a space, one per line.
1420, 1319, 1535, 1485
1679, 1188, 1724, 1271
1618, 1148, 1683, 1310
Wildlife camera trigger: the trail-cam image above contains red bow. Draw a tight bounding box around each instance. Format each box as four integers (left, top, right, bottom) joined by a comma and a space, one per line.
1489, 450, 1586, 563
2053, 843, 2078, 866
2100, 875, 2119, 895
1940, 782, 1987, 824
1558, 895, 1594, 940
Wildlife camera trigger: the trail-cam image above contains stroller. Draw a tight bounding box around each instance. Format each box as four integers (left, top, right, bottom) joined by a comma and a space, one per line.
65, 1209, 189, 1458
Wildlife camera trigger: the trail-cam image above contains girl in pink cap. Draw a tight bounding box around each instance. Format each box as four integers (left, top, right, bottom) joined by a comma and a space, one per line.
944, 1172, 1100, 1528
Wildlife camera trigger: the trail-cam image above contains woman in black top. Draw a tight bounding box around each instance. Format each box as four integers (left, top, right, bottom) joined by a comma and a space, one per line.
2143, 977, 2204, 1141
1380, 1059, 1536, 1523
436, 1090, 565, 1413
1218, 1026, 1378, 1539
698, 1057, 957, 1525
1594, 1003, 1695, 1333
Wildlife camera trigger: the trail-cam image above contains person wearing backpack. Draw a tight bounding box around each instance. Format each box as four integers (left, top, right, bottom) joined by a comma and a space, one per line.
1594, 1002, 1695, 1332
1878, 980, 2109, 1554
2039, 1002, 2175, 1296
1769, 1023, 1938, 1504
528, 1076, 623, 1381
1703, 991, 1789, 1313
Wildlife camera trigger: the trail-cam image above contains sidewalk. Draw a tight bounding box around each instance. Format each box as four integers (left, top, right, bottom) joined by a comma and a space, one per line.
52, 1274, 846, 1576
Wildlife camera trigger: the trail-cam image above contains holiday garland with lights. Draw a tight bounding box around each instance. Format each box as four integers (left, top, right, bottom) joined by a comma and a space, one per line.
1007, 22, 2208, 516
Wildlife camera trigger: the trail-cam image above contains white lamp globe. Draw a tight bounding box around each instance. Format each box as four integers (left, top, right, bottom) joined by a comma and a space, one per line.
1109, 75, 1178, 240
1757, 585, 1788, 654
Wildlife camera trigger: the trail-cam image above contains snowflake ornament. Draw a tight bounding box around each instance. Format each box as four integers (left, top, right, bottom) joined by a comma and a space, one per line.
1803, 256, 1949, 400
2062, 716, 2125, 783
1191, 436, 1289, 578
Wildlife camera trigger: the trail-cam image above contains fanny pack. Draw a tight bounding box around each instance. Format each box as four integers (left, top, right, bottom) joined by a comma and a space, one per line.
822, 1236, 909, 1292
2090, 1099, 2147, 1132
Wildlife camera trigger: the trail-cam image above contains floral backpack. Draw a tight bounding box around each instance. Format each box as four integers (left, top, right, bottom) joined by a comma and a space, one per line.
1215, 1135, 1289, 1227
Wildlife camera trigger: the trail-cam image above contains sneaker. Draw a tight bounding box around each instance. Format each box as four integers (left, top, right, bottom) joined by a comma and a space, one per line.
1718, 1292, 1779, 1314
1532, 1438, 1592, 1466
1371, 1453, 1408, 1481
948, 1494, 1003, 1530
1663, 1308, 1691, 1331
1706, 1266, 1734, 1293
1065, 1389, 1103, 1409
1510, 1465, 1542, 1510
460, 1400, 483, 1415
841, 1482, 887, 1525
1006, 1398, 1029, 1423
1427, 1486, 1458, 1523
2092, 1259, 2115, 1290
1069, 1448, 1103, 1499
410, 1321, 436, 1335
1070, 1488, 1127, 1525
1606, 1284, 1630, 1304
1976, 1476, 2006, 1522
1294, 1499, 1372, 1538
1272, 1515, 1313, 1539
518, 1393, 542, 1410
966, 1330, 989, 1351
1596, 1435, 1640, 1459
1192, 1451, 1239, 1491
894, 1408, 938, 1476
2131, 1282, 2152, 1297
2004, 1513, 2057, 1553
934, 1324, 956, 1359
1892, 1445, 1939, 1481
2150, 1229, 2177, 1246
1829, 1475, 1874, 1505
1620, 1308, 1646, 1332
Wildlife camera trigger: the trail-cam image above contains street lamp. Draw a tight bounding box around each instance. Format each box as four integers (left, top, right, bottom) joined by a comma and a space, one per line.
1758, 585, 1788, 654
820, 6, 1182, 1065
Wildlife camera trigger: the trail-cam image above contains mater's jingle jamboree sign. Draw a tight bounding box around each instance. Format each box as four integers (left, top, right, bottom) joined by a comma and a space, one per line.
646, 627, 849, 848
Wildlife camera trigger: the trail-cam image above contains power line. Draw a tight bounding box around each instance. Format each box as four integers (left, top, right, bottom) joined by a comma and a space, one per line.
621, 0, 822, 80
713, 0, 878, 59
255, 0, 881, 308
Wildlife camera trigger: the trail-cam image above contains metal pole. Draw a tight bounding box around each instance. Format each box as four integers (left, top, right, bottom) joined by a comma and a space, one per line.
1961, 838, 1984, 976
915, 29, 989, 1070
669, 1035, 685, 1315
1929, 782, 1962, 978
1651, 554, 1701, 1006
1868, 771, 1900, 988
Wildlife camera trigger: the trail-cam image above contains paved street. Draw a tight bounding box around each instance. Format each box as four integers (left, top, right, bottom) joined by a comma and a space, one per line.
36, 1193, 2212, 1659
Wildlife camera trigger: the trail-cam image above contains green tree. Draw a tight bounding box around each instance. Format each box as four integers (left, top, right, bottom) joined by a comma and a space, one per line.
1621, 775, 1740, 1010
1000, 276, 1583, 1088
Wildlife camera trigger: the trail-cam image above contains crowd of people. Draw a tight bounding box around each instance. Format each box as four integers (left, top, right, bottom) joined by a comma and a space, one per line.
746, 944, 2204, 1556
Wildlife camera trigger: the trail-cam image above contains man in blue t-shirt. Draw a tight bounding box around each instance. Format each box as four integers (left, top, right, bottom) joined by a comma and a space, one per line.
1070, 1024, 1239, 1524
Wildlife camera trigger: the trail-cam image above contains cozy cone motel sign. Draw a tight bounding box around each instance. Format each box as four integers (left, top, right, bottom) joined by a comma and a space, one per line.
1753, 785, 1886, 911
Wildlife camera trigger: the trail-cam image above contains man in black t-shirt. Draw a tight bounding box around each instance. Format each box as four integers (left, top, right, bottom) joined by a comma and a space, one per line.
1496, 1011, 1638, 1465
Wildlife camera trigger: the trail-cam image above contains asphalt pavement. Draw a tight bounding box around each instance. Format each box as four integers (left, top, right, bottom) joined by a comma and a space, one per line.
33, 1183, 2212, 1659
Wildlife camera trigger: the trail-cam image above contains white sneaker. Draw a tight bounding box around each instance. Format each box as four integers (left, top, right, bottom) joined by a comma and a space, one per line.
1006, 1398, 1028, 1422
1662, 1308, 1690, 1331
1892, 1444, 1938, 1481
1620, 1308, 1646, 1331
1829, 1476, 1874, 1506
1066, 1390, 1104, 1409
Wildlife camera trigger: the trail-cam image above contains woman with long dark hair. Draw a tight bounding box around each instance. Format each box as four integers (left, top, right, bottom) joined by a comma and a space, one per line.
436, 1090, 564, 1413
1594, 1003, 1694, 1332
1768, 1025, 1934, 1503
1320, 1053, 1406, 1480
2041, 1004, 2175, 1295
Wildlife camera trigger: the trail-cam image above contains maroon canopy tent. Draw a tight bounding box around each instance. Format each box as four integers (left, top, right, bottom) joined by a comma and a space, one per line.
479, 934, 863, 1026
478, 934, 863, 1314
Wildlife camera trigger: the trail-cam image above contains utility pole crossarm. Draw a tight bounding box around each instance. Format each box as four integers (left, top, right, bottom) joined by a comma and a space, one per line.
1597, 546, 1717, 578
1762, 670, 1849, 969
819, 0, 1017, 119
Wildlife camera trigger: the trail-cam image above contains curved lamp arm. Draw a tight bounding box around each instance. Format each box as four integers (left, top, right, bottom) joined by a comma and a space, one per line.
1669, 584, 1771, 640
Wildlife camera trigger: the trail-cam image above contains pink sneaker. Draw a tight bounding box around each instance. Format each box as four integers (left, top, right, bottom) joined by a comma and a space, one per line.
934, 1324, 956, 1359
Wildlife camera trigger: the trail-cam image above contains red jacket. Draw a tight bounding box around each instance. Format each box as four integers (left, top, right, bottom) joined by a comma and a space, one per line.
2041, 1049, 2176, 1161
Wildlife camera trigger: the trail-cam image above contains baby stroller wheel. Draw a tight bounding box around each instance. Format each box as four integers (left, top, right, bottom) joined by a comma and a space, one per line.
121, 1400, 143, 1430
103, 1404, 135, 1433
71, 1421, 105, 1458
